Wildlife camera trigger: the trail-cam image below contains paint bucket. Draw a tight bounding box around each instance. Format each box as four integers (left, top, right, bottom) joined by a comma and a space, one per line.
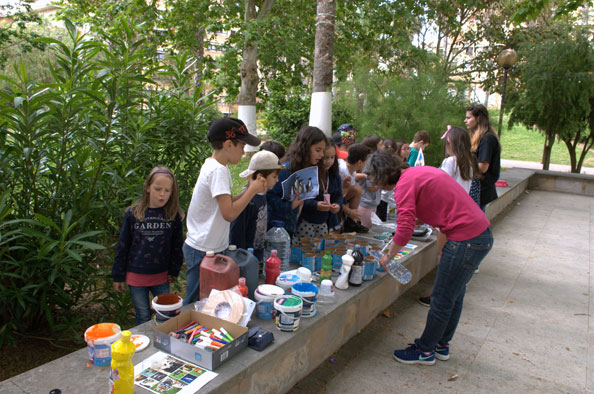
276, 272, 301, 294
315, 253, 324, 272
291, 282, 318, 318
301, 253, 315, 271
273, 295, 303, 332
363, 256, 376, 281
290, 245, 303, 264
151, 293, 183, 324
255, 284, 284, 320
84, 323, 121, 366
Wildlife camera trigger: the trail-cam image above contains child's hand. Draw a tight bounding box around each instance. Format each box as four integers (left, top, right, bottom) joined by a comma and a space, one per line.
346, 207, 361, 221
113, 282, 126, 292
168, 275, 176, 285
342, 176, 351, 190
330, 203, 340, 214
317, 201, 332, 211
292, 193, 304, 210
248, 174, 267, 195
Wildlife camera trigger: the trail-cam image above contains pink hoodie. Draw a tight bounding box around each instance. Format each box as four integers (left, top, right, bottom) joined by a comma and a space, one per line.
393, 166, 490, 246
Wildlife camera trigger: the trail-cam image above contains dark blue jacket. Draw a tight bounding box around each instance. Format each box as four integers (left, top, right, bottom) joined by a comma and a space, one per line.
230, 193, 267, 260
267, 164, 300, 234
299, 172, 343, 228
112, 207, 184, 282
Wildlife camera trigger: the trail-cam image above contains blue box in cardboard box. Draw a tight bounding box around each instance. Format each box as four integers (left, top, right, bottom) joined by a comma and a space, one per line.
153, 310, 248, 370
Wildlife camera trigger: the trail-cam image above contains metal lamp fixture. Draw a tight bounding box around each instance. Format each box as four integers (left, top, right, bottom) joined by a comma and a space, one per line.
496, 49, 517, 138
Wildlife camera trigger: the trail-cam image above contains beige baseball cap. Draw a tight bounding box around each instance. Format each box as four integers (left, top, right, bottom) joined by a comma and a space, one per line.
239, 151, 283, 178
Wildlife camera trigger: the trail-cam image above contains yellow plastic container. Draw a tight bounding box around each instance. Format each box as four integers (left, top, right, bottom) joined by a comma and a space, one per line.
109, 330, 135, 394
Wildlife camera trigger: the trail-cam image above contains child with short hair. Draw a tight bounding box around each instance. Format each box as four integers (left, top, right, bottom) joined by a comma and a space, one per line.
230, 151, 283, 261
112, 165, 185, 325
260, 140, 286, 161
184, 117, 266, 305
295, 141, 342, 238
408, 130, 431, 167
362, 135, 383, 152
338, 143, 371, 233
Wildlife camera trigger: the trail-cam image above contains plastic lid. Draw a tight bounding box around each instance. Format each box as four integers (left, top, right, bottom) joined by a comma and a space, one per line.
121, 330, 131, 342
85, 323, 120, 340
346, 249, 353, 255
271, 249, 277, 256
228, 245, 237, 251
239, 277, 246, 285
206, 251, 215, 256
271, 220, 285, 228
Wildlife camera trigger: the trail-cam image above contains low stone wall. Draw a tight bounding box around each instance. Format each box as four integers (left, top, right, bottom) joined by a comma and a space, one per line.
0, 167, 558, 394
528, 170, 594, 197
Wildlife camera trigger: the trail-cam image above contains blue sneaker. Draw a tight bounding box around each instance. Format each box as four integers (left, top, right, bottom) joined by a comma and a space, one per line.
435, 343, 450, 361
393, 344, 435, 365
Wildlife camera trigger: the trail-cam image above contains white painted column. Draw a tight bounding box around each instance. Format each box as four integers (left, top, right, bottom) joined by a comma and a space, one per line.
238, 105, 259, 152
309, 91, 332, 137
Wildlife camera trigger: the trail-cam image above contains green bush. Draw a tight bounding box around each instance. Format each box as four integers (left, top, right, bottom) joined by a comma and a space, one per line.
335, 69, 468, 167
0, 20, 216, 345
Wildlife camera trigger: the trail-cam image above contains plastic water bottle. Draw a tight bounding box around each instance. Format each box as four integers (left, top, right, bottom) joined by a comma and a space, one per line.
264, 220, 291, 272
386, 259, 412, 284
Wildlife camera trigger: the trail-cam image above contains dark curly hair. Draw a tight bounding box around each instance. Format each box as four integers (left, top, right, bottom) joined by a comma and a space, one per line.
365, 150, 406, 187
285, 125, 327, 172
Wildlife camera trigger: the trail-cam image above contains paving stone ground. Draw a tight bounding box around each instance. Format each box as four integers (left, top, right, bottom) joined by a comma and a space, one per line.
291, 190, 594, 394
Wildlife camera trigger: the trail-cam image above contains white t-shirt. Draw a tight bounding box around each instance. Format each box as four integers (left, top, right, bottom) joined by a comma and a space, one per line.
185, 157, 232, 252
338, 159, 356, 186
440, 156, 472, 193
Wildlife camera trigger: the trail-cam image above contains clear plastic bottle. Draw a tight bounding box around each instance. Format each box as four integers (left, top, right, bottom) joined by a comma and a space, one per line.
386, 259, 412, 284
109, 330, 135, 394
264, 220, 291, 272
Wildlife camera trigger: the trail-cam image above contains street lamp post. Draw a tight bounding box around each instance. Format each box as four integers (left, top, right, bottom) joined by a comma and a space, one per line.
496, 49, 517, 139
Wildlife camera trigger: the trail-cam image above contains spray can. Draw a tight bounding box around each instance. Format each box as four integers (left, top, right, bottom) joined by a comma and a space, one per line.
109, 330, 135, 394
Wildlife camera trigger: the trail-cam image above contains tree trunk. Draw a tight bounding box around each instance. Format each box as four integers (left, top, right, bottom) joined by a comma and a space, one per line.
312, 0, 335, 93
237, 0, 274, 151
562, 138, 578, 173
310, 0, 335, 136
541, 131, 555, 170
193, 28, 205, 95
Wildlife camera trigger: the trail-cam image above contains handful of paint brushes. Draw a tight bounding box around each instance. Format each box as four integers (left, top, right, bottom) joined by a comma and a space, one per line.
169, 320, 235, 351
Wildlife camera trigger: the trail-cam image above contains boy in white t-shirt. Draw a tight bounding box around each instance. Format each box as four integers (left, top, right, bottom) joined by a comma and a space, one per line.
337, 143, 371, 233
184, 117, 266, 305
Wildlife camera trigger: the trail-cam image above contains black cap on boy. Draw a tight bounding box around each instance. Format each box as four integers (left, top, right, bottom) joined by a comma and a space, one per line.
207, 117, 261, 147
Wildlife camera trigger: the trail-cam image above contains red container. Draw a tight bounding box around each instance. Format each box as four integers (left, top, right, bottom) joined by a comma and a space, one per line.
199, 252, 239, 300
265, 250, 281, 285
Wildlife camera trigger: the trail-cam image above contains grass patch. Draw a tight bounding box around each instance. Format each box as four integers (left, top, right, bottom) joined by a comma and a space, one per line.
497, 113, 594, 168
230, 156, 251, 195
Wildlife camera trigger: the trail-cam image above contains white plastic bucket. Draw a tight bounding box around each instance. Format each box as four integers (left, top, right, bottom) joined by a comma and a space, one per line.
273, 295, 303, 332
291, 282, 318, 318
151, 293, 183, 324
255, 284, 284, 320
275, 273, 301, 294
84, 323, 121, 366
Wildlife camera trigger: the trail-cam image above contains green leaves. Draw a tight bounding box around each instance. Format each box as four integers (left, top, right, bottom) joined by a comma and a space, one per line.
0, 18, 217, 344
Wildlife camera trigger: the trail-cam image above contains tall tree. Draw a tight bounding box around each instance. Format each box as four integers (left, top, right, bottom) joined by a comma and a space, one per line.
510, 25, 594, 172
309, 0, 335, 135
237, 0, 274, 150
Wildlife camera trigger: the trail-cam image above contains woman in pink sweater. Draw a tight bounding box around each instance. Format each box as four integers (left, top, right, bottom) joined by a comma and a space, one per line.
373, 151, 493, 366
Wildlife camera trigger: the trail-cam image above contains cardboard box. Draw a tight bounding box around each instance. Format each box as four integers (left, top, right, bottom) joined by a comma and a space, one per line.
153, 310, 248, 370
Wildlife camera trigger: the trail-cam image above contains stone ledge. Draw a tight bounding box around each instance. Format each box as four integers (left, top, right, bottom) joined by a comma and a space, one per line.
0, 167, 541, 394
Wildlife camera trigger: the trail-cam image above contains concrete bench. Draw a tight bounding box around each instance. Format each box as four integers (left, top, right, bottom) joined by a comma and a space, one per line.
5, 166, 580, 394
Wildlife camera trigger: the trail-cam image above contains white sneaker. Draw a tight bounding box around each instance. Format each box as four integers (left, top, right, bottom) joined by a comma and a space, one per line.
474, 268, 479, 274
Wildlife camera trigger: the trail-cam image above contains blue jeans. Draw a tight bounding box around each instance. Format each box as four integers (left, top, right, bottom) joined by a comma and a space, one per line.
128, 282, 170, 326
183, 243, 206, 306
416, 227, 493, 352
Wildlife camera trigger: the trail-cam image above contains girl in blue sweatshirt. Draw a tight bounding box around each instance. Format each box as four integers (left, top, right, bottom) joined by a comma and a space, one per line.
112, 166, 185, 325
295, 140, 342, 238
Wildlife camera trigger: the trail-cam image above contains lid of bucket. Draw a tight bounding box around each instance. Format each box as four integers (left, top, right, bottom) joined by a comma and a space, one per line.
257, 284, 284, 296
85, 323, 121, 341
277, 295, 302, 307
276, 273, 300, 286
